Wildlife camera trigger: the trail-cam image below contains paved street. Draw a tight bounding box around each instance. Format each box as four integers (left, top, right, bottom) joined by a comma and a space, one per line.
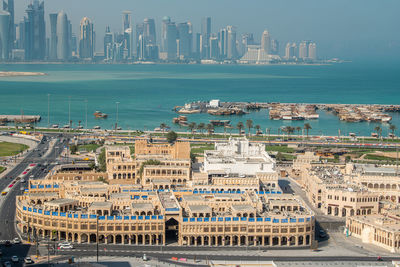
0, 134, 69, 266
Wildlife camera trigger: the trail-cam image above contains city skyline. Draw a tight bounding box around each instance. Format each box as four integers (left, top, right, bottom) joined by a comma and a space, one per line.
0, 0, 320, 63
8, 0, 400, 60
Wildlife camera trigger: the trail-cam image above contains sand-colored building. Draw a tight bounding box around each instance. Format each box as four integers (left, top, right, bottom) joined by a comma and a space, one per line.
346, 212, 400, 252
16, 138, 314, 247
300, 165, 379, 217
346, 164, 400, 204
106, 139, 191, 188
17, 180, 314, 247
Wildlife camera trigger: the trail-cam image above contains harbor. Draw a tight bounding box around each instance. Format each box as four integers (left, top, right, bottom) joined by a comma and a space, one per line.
175, 100, 399, 123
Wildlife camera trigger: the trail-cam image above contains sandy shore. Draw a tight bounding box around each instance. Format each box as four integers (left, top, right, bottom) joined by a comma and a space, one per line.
0, 71, 46, 77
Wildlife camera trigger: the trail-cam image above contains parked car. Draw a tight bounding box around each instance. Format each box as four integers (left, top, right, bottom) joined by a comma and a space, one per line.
3, 261, 11, 267
4, 241, 11, 247
59, 244, 73, 249
13, 237, 21, 244
58, 241, 71, 247
11, 256, 18, 262
319, 229, 327, 238
24, 257, 34, 264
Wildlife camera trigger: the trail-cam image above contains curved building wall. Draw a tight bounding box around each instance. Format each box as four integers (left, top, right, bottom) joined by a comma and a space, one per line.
56, 11, 69, 60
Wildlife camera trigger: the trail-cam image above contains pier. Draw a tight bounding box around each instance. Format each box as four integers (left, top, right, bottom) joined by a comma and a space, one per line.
0, 115, 41, 124
174, 100, 399, 123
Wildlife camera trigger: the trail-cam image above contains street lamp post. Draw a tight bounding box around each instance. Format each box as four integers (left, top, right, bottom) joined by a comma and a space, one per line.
85, 99, 88, 130
96, 216, 99, 262
115, 102, 120, 131
47, 94, 51, 128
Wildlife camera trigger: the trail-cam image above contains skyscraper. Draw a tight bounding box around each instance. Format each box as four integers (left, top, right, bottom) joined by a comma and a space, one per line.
219, 28, 228, 59
241, 33, 254, 56
209, 35, 219, 60
308, 42, 317, 60
49, 13, 58, 60
24, 0, 46, 60
165, 22, 177, 60
161, 16, 170, 53
122, 11, 131, 32
79, 17, 94, 59
143, 18, 156, 45
271, 39, 279, 55
226, 25, 237, 60
285, 42, 297, 60
104, 26, 113, 59
3, 0, 14, 51
201, 17, 211, 59
122, 11, 133, 58
261, 30, 270, 54
56, 11, 69, 60
177, 22, 191, 59
194, 32, 201, 59
299, 40, 310, 60
0, 10, 10, 60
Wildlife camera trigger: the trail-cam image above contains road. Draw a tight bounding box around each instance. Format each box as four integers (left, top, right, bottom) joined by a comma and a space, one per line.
50, 243, 400, 263
0, 135, 69, 240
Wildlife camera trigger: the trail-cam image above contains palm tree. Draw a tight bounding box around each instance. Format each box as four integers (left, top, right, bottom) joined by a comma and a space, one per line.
197, 123, 205, 135
374, 126, 382, 138
160, 123, 167, 133
286, 126, 295, 138
296, 126, 302, 136
206, 123, 214, 136
246, 119, 253, 136
188, 122, 197, 135
389, 124, 397, 139
237, 122, 244, 135
255, 125, 261, 135
304, 123, 312, 138
78, 120, 81, 128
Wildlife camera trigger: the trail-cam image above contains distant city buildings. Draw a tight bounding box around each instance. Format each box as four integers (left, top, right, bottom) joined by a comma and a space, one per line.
79, 17, 94, 59
0, 2, 320, 63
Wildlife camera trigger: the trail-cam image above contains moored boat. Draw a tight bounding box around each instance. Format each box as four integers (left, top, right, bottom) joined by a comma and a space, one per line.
94, 111, 108, 119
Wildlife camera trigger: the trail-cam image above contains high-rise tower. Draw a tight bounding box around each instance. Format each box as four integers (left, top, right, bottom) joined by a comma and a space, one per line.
226, 25, 237, 60
143, 18, 156, 45
161, 16, 171, 53
49, 13, 58, 60
261, 30, 270, 54
2, 0, 14, 51
79, 17, 94, 59
56, 11, 69, 60
201, 17, 211, 59
177, 22, 190, 59
0, 10, 10, 60
24, 0, 45, 60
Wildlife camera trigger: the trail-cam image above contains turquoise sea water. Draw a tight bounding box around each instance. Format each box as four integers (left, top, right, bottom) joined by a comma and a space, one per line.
0, 62, 399, 136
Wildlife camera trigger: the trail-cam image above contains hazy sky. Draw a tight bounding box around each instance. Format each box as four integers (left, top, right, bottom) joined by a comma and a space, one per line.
15, 0, 400, 60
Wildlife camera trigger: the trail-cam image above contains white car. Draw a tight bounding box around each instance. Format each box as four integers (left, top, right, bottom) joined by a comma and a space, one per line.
3, 261, 11, 267
11, 256, 18, 262
13, 238, 21, 244
58, 241, 70, 247
59, 244, 73, 249
24, 257, 34, 264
